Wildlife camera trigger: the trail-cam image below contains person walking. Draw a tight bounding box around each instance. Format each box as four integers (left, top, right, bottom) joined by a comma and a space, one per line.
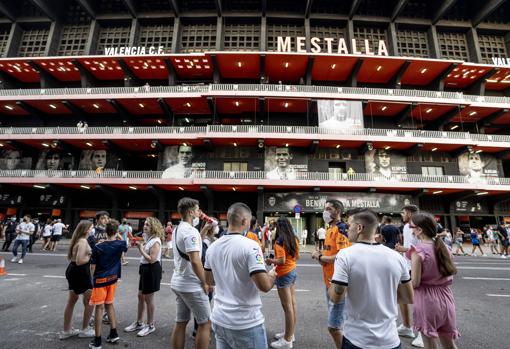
380, 216, 400, 249
11, 215, 34, 264
163, 221, 173, 259
41, 218, 53, 250
88, 219, 127, 349
486, 226, 500, 255
28, 217, 40, 253
317, 226, 326, 250
329, 208, 414, 349
204, 202, 276, 349
470, 228, 486, 256
266, 217, 299, 349
453, 228, 467, 256
118, 219, 130, 265
49, 218, 65, 251
124, 217, 164, 337
496, 222, 509, 258
395, 204, 423, 347
311, 199, 351, 349
170, 197, 211, 349
406, 212, 460, 349
2, 217, 17, 251
61, 220, 95, 340
301, 228, 308, 246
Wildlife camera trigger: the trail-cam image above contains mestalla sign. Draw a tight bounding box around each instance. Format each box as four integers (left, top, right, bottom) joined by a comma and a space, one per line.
264, 192, 412, 213
277, 36, 389, 56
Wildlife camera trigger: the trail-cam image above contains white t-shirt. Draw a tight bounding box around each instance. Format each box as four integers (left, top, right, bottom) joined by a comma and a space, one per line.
52, 222, 65, 236
402, 223, 419, 269
204, 234, 267, 330
16, 222, 35, 240
332, 243, 410, 349
302, 229, 308, 238
317, 227, 326, 239
140, 236, 161, 264
43, 225, 53, 237
171, 221, 203, 293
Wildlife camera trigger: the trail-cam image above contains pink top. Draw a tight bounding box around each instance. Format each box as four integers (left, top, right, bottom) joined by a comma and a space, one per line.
405, 242, 453, 288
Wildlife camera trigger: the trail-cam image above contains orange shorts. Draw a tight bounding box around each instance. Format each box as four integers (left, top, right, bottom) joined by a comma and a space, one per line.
89, 283, 117, 306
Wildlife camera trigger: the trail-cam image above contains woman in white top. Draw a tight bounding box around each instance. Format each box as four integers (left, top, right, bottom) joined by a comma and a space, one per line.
124, 217, 164, 337
42, 219, 53, 250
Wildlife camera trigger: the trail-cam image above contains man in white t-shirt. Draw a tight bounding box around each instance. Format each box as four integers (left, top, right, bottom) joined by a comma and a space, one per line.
49, 219, 65, 251
11, 215, 35, 264
329, 209, 414, 349
317, 226, 326, 250
171, 197, 211, 349
205, 202, 276, 349
394, 204, 423, 347
301, 228, 308, 246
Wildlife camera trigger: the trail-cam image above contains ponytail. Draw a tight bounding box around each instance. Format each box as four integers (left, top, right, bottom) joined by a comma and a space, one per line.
434, 237, 457, 277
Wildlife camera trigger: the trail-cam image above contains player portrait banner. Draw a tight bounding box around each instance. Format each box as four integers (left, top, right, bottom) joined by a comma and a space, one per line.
0, 149, 32, 170
317, 100, 364, 130
264, 192, 413, 213
365, 149, 407, 179
78, 149, 117, 170
160, 145, 205, 179
457, 152, 499, 182
264, 146, 308, 180
35, 150, 75, 171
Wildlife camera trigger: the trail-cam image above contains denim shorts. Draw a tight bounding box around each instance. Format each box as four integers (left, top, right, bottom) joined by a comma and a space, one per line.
213, 323, 267, 349
325, 286, 345, 329
172, 288, 211, 325
275, 269, 297, 288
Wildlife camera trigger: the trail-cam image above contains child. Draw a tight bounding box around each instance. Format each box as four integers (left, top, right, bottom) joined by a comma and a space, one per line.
89, 219, 127, 349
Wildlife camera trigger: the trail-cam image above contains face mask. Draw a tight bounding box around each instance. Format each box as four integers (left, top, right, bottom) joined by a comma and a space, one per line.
214, 226, 219, 235
192, 217, 199, 227
323, 210, 333, 224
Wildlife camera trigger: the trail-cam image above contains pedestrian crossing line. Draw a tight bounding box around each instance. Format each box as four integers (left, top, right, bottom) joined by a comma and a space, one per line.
42, 275, 65, 279
161, 282, 171, 286
486, 294, 510, 298
6, 273, 26, 276
463, 277, 510, 281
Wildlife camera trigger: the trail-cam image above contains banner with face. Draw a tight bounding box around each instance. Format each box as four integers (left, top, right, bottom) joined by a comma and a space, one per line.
365, 149, 407, 179
317, 100, 364, 130
0, 149, 32, 170
160, 145, 205, 178
458, 152, 499, 181
265, 147, 308, 180
78, 149, 115, 170
35, 150, 74, 170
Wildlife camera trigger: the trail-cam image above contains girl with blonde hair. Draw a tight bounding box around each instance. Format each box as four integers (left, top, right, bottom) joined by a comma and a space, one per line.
124, 217, 164, 337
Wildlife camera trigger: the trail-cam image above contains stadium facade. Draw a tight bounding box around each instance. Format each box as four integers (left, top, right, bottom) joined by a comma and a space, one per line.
0, 0, 509, 234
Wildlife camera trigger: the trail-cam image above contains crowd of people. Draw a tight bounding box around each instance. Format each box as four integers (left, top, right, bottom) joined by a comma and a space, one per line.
37, 198, 468, 349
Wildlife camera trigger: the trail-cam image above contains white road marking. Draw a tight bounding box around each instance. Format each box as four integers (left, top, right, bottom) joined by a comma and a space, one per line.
271, 288, 309, 292
161, 282, 171, 286
42, 275, 65, 279
41, 305, 48, 309
486, 294, 510, 298
2, 278, 20, 281
6, 273, 26, 276
457, 266, 510, 271
463, 277, 510, 281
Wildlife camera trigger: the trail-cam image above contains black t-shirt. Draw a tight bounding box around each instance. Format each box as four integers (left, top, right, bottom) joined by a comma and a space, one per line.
381, 224, 400, 249
5, 221, 17, 235
498, 225, 509, 240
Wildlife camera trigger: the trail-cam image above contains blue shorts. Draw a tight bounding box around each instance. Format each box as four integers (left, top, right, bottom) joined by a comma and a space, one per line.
325, 286, 345, 329
213, 323, 267, 349
275, 269, 297, 288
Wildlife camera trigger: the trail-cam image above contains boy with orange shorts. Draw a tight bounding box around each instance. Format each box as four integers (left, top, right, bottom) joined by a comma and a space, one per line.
89, 219, 127, 349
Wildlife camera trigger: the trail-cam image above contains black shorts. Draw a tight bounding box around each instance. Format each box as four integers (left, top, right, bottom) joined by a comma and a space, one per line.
502, 239, 509, 247
65, 262, 92, 295
139, 262, 162, 295
473, 243, 480, 247
51, 234, 61, 242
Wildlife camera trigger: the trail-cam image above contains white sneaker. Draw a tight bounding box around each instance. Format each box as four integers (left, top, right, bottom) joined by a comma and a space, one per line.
471, 254, 477, 257
274, 332, 295, 342
17, 259, 23, 264
124, 321, 145, 332
482, 254, 487, 257
137, 324, 156, 337
59, 328, 80, 340
10, 257, 17, 263
502, 255, 507, 259
397, 324, 415, 338
270, 337, 293, 349
78, 327, 95, 338
412, 332, 425, 347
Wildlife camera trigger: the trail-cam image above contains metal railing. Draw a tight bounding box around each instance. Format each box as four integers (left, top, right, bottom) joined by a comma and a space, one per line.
1, 169, 509, 186
0, 84, 509, 106
0, 124, 508, 145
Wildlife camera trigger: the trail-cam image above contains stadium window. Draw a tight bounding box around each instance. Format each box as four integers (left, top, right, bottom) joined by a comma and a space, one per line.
224, 162, 248, 172
421, 167, 444, 177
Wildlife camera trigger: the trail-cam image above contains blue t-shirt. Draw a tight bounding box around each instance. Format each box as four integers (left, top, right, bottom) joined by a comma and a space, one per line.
471, 232, 479, 245
91, 240, 128, 287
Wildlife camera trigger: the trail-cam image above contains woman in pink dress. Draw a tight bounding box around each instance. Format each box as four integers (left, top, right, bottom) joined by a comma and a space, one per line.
406, 212, 460, 349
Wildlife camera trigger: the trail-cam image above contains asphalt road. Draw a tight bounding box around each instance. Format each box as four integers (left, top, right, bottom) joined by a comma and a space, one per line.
0, 247, 509, 349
